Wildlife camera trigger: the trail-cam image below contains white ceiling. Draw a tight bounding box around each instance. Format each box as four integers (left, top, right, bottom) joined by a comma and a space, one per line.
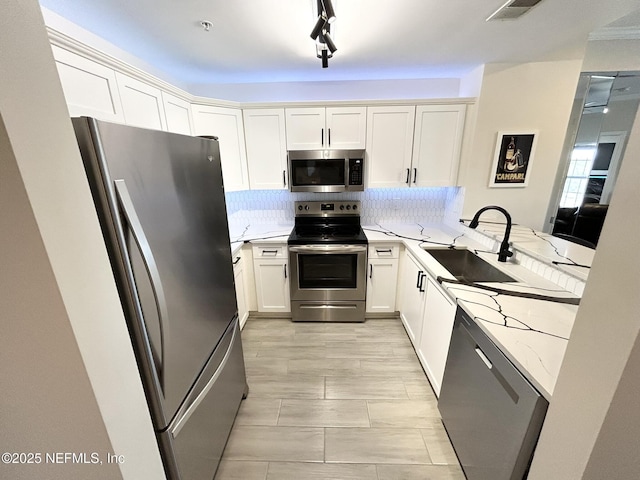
39, 0, 640, 85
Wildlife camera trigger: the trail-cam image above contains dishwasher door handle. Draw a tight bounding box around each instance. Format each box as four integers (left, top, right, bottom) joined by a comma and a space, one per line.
475, 347, 493, 369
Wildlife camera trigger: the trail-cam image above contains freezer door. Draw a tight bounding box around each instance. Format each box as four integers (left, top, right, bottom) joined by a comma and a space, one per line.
75, 118, 239, 429
164, 318, 246, 480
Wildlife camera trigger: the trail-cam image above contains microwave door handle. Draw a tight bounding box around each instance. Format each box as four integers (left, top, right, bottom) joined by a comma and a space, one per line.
114, 179, 169, 391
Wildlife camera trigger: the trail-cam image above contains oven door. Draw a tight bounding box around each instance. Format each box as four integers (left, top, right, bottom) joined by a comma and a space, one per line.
289, 158, 348, 193
289, 245, 367, 301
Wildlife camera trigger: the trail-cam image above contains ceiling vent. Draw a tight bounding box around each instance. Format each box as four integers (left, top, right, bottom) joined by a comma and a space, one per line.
486, 0, 544, 21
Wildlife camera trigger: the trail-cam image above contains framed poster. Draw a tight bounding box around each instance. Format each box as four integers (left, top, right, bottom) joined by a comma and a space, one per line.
489, 132, 537, 187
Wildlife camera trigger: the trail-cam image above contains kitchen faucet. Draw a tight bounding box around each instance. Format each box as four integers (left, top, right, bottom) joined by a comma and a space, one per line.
468, 206, 513, 262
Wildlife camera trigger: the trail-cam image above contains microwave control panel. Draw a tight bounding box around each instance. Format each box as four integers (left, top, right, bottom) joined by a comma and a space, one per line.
349, 158, 364, 186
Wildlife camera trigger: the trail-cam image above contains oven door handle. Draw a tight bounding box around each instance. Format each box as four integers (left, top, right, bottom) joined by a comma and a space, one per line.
289, 245, 368, 254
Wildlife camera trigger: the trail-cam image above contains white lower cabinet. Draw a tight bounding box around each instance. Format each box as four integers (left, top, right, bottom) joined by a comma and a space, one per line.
399, 251, 427, 346
417, 276, 457, 397
366, 244, 400, 313
232, 253, 249, 329
252, 245, 290, 313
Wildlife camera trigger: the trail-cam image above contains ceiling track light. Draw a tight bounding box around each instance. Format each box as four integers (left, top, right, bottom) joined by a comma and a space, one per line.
310, 15, 327, 40
312, 0, 337, 68
200, 20, 212, 32
321, 31, 337, 54
321, 0, 336, 24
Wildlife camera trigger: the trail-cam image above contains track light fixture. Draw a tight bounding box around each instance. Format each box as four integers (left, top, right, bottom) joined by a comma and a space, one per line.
321, 0, 336, 24
310, 15, 327, 40
320, 31, 337, 54
312, 0, 337, 68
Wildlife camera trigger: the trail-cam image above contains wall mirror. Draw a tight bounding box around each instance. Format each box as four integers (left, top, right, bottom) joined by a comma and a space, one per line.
547, 71, 640, 247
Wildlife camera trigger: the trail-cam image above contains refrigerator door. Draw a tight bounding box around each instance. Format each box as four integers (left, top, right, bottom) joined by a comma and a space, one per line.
162, 317, 246, 479
74, 118, 239, 430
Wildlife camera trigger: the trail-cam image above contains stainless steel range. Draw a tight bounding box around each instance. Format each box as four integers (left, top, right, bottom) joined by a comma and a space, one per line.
288, 201, 368, 322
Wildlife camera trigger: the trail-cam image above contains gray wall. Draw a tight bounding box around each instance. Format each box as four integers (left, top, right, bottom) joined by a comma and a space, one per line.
0, 116, 120, 480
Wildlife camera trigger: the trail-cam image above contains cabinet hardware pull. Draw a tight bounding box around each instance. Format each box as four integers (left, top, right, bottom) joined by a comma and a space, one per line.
419, 273, 426, 292
413, 168, 417, 183
284, 263, 287, 279
416, 270, 424, 289
233, 256, 241, 265
321, 128, 324, 146
405, 168, 410, 184
262, 249, 278, 256
328, 128, 331, 146
283, 170, 287, 187
369, 264, 373, 278
376, 248, 392, 254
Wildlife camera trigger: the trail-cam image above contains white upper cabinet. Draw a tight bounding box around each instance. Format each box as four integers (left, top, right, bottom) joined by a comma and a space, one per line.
243, 108, 288, 190
325, 107, 367, 149
411, 105, 466, 187
192, 105, 249, 192
161, 92, 193, 135
52, 46, 124, 122
285, 107, 366, 150
366, 106, 416, 188
115, 72, 167, 131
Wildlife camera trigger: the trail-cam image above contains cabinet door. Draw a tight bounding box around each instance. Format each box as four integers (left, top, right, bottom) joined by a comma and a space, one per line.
325, 107, 367, 149
115, 72, 167, 131
233, 255, 249, 330
398, 252, 426, 346
192, 105, 249, 192
366, 106, 415, 188
52, 46, 124, 122
285, 108, 325, 150
253, 259, 290, 313
243, 109, 288, 190
161, 92, 193, 135
412, 105, 466, 187
417, 276, 457, 397
366, 259, 399, 313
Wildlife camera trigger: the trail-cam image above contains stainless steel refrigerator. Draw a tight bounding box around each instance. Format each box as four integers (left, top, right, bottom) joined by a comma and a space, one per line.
72, 117, 247, 480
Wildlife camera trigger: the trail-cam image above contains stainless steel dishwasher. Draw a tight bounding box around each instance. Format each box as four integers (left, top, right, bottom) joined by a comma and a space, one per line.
438, 307, 548, 480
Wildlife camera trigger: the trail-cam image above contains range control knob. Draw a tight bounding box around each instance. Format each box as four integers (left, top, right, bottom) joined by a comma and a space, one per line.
298, 205, 303, 211
339, 205, 345, 210
304, 205, 310, 211
346, 205, 351, 210
352, 204, 358, 210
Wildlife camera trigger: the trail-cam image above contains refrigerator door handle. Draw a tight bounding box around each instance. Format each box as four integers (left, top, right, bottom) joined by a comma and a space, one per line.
114, 179, 169, 390
170, 319, 239, 437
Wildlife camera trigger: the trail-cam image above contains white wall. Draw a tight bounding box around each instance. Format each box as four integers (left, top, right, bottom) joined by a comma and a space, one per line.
582, 38, 640, 72
189, 77, 462, 103
458, 60, 583, 230
529, 94, 640, 480
0, 1, 165, 479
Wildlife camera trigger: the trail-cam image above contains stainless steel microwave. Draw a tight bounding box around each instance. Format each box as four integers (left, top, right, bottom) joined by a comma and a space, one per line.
288, 149, 365, 193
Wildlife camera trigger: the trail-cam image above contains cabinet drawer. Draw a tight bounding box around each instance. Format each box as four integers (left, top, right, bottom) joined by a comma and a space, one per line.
368, 244, 399, 259
252, 244, 287, 259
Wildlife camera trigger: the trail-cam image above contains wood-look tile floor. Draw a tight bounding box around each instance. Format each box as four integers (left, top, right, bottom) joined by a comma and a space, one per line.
215, 318, 465, 480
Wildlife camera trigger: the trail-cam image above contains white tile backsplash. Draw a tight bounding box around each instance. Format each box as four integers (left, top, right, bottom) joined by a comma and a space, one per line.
226, 187, 465, 226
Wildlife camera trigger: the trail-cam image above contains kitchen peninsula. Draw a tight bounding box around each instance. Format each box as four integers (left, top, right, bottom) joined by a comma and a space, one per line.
229, 217, 591, 400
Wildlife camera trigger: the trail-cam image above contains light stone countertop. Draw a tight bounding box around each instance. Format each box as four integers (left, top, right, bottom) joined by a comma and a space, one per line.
364, 221, 581, 400
228, 218, 585, 400
228, 222, 293, 256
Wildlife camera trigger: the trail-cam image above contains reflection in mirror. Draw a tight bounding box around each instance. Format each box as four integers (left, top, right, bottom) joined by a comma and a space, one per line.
551, 72, 640, 248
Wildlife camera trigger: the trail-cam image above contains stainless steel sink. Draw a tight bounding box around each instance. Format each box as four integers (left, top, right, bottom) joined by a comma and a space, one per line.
423, 247, 517, 283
